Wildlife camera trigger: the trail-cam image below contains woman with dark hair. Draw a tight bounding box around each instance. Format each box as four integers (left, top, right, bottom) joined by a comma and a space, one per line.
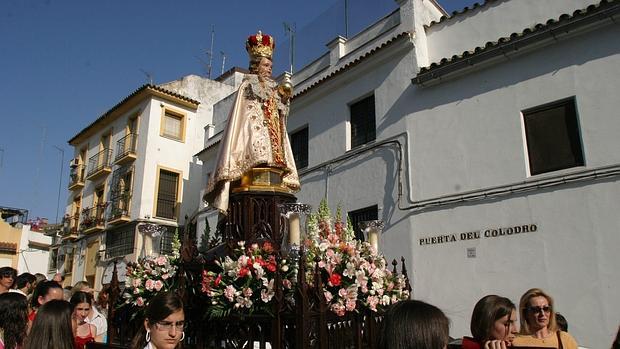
70, 291, 97, 349
23, 299, 74, 349
0, 292, 29, 349
379, 299, 450, 349
0, 267, 17, 295
513, 288, 577, 348
462, 295, 518, 349
29, 280, 64, 322
130, 292, 185, 349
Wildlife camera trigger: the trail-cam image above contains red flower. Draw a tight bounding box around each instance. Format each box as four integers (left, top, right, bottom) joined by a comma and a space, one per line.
328, 273, 342, 287
238, 267, 250, 278
262, 241, 274, 253
214, 274, 222, 287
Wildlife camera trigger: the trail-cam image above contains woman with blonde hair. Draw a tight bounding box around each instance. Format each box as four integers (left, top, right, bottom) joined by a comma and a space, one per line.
513, 288, 577, 348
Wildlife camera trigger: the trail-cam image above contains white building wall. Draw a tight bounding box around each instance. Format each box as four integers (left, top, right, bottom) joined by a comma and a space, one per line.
286, 0, 620, 347
16, 226, 51, 274
425, 0, 599, 64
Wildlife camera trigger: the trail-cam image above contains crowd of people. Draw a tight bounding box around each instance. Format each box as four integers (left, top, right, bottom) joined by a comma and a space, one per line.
0, 266, 110, 349
379, 288, 620, 349
2, 264, 619, 349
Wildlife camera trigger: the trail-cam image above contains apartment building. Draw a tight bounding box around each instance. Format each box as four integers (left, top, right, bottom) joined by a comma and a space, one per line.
60, 75, 237, 290
198, 0, 620, 346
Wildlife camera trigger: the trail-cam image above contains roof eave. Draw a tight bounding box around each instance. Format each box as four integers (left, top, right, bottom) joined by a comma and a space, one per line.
68, 85, 200, 146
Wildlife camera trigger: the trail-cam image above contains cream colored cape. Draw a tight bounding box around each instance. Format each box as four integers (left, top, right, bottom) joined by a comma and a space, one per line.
205, 74, 299, 213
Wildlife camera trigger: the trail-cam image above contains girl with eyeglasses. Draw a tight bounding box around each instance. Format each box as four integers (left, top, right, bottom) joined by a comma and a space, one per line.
512, 288, 578, 348
461, 295, 518, 349
130, 292, 185, 349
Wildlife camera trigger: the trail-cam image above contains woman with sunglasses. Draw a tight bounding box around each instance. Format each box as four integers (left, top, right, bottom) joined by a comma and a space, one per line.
130, 292, 185, 349
513, 288, 578, 348
462, 295, 518, 349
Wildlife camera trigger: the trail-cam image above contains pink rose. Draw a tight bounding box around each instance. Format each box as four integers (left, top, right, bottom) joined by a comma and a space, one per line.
155, 256, 167, 266
145, 279, 154, 291
154, 280, 163, 291
136, 297, 145, 307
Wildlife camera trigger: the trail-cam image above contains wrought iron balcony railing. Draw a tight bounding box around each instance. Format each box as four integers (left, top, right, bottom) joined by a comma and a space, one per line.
87, 149, 112, 179
62, 213, 80, 238
80, 203, 107, 232
115, 133, 138, 164
68, 164, 86, 190
108, 194, 131, 224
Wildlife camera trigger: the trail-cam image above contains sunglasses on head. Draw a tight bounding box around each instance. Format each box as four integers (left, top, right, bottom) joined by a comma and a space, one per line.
528, 305, 551, 314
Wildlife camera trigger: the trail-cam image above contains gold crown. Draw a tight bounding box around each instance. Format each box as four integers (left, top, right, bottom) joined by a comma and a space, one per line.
246, 31, 275, 60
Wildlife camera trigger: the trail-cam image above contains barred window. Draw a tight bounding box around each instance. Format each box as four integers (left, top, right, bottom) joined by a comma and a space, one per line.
290, 126, 309, 169
156, 170, 179, 220
106, 225, 136, 258
523, 97, 584, 175
350, 95, 376, 149
347, 205, 378, 241
159, 226, 178, 255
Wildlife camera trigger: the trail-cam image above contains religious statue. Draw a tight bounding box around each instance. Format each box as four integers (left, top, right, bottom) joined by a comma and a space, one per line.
205, 31, 300, 213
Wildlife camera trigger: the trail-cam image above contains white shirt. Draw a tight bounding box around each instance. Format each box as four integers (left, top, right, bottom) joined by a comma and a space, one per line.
86, 306, 108, 338
8, 289, 27, 297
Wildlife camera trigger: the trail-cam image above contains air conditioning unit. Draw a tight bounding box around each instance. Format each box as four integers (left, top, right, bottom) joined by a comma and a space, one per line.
69, 158, 80, 168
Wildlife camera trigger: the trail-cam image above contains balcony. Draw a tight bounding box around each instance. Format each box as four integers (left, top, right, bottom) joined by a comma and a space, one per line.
86, 149, 112, 180
61, 214, 80, 240
68, 164, 86, 190
80, 203, 107, 234
108, 195, 131, 225
115, 133, 138, 165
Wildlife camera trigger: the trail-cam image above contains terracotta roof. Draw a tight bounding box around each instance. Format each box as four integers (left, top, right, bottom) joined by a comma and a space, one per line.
293, 31, 412, 99
414, 0, 619, 85
68, 84, 200, 145
425, 0, 501, 28
0, 242, 17, 254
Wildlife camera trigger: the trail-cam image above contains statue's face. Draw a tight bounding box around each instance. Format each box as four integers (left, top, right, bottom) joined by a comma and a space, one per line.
257, 57, 272, 79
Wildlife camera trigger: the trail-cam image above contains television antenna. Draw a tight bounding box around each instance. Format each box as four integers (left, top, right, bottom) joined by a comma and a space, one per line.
139, 69, 153, 85
283, 22, 296, 74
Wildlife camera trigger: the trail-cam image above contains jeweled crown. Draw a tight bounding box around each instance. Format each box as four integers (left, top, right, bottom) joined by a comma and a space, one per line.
246, 31, 275, 60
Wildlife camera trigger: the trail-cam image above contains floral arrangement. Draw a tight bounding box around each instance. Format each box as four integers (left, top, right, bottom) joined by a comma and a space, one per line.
123, 232, 181, 307
201, 199, 410, 318
201, 240, 295, 318
304, 200, 410, 316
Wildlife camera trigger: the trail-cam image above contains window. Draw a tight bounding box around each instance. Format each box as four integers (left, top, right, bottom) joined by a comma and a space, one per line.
290, 126, 308, 169
523, 98, 584, 175
350, 94, 376, 149
161, 109, 185, 141
109, 166, 133, 220
48, 248, 59, 272
159, 226, 178, 255
347, 205, 378, 241
106, 225, 136, 258
155, 169, 180, 220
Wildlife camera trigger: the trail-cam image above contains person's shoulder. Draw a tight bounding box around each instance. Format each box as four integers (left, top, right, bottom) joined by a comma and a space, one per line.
559, 331, 578, 348
512, 334, 540, 346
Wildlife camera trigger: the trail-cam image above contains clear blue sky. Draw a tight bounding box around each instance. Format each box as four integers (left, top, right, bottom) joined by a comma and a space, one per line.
0, 0, 473, 223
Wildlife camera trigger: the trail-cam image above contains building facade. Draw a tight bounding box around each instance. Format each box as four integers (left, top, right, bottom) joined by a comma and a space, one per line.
198, 0, 619, 347
0, 208, 51, 273
61, 75, 237, 290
